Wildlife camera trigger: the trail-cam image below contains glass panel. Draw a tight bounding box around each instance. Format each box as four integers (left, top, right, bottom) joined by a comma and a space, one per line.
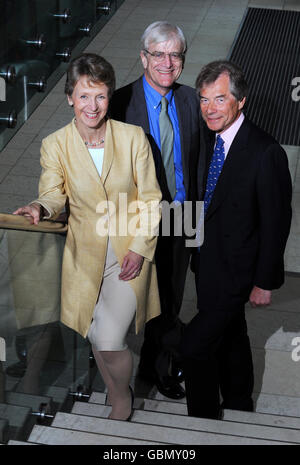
0, 218, 92, 443
0, 0, 124, 152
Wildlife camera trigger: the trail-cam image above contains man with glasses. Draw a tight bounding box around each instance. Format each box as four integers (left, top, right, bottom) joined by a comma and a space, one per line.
110, 21, 200, 399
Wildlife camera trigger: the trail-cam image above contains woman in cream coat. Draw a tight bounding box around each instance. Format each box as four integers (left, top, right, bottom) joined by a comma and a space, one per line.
14, 53, 162, 421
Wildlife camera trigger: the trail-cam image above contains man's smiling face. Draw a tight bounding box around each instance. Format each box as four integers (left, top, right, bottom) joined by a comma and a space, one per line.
140, 36, 184, 96
199, 73, 246, 133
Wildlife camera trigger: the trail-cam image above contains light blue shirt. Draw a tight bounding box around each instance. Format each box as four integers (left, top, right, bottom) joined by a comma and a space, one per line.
143, 76, 186, 203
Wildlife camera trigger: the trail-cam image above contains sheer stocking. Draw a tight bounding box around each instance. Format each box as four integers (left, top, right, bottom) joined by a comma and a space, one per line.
92, 346, 133, 420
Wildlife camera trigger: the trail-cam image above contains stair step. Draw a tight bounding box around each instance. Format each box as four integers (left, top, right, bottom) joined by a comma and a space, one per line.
133, 410, 300, 444
144, 398, 186, 415
28, 424, 161, 445
5, 391, 52, 412
87, 393, 300, 431
0, 403, 31, 428
71, 401, 300, 444
47, 411, 290, 444
89, 392, 106, 404
7, 440, 37, 445
89, 390, 300, 420
224, 409, 300, 429
85, 391, 300, 428
0, 401, 42, 442
72, 401, 110, 418
144, 398, 300, 429
87, 392, 144, 409
42, 386, 69, 406
255, 393, 300, 417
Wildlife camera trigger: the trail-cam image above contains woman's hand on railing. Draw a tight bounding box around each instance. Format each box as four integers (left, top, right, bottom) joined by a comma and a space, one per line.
13, 203, 41, 225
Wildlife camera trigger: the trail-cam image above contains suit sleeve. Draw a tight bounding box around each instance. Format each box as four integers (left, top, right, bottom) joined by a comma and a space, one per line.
128, 127, 162, 261
31, 137, 67, 219
254, 143, 292, 289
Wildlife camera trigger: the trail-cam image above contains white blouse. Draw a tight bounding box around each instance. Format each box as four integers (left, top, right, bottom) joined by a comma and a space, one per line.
88, 148, 104, 177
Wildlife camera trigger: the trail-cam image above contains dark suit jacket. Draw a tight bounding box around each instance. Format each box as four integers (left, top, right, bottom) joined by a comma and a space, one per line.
195, 116, 292, 311
110, 76, 201, 202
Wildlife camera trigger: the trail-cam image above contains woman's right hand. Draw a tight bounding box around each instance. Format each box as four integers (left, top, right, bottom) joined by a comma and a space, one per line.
13, 203, 41, 225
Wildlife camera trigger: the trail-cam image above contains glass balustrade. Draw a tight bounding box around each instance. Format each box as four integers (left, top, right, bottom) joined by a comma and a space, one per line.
0, 0, 124, 152
0, 214, 99, 443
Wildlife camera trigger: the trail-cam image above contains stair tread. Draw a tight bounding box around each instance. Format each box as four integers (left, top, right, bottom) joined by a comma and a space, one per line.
71, 401, 300, 444
143, 398, 300, 429
5, 391, 52, 411
48, 411, 291, 445
254, 393, 300, 417
7, 440, 37, 445
0, 403, 31, 428
87, 392, 300, 428
28, 424, 163, 445
42, 386, 69, 405
88, 392, 106, 404
224, 409, 300, 429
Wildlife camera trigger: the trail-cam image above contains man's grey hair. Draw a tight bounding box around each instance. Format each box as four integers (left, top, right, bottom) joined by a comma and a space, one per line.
141, 21, 187, 53
195, 60, 248, 102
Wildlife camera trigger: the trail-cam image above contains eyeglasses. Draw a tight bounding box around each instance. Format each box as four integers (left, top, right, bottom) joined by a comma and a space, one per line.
143, 49, 185, 62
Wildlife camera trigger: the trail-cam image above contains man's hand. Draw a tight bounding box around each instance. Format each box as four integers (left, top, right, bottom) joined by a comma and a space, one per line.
119, 250, 144, 281
13, 203, 41, 225
249, 286, 271, 308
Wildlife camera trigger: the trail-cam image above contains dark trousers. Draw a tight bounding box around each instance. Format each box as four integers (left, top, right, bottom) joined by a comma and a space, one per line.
180, 306, 254, 419
139, 225, 190, 380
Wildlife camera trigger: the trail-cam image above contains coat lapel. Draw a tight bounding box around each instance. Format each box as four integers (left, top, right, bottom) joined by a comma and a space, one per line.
101, 119, 114, 185
130, 78, 150, 132
205, 118, 251, 220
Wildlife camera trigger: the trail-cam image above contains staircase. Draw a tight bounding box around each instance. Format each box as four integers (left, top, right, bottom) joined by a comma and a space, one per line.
6, 390, 300, 445
2, 271, 300, 445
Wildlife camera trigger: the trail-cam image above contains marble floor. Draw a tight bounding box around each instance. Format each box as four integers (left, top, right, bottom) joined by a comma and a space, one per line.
0, 0, 300, 417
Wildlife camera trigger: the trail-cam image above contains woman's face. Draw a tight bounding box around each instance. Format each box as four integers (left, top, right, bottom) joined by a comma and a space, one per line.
67, 75, 109, 130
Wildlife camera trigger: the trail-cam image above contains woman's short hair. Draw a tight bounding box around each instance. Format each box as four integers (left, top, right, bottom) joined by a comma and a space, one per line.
141, 21, 187, 53
65, 53, 116, 99
195, 60, 248, 102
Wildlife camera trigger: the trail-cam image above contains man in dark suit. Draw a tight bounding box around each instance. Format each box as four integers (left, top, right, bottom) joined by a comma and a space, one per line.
181, 60, 292, 419
110, 21, 200, 399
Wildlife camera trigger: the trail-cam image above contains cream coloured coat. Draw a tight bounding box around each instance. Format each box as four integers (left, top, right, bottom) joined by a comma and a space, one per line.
34, 118, 162, 338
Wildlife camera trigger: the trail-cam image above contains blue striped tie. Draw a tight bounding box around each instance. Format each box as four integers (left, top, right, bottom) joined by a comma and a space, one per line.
204, 135, 225, 215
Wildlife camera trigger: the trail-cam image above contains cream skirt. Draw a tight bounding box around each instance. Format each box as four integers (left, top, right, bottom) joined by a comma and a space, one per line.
87, 239, 137, 351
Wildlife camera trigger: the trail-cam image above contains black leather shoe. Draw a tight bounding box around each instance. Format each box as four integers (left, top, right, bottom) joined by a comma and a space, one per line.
156, 376, 186, 400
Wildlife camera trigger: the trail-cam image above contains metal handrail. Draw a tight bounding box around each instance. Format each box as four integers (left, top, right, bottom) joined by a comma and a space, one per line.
0, 213, 67, 234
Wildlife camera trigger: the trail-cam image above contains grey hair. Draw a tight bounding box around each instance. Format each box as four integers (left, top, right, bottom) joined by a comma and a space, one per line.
141, 21, 187, 53
195, 60, 248, 102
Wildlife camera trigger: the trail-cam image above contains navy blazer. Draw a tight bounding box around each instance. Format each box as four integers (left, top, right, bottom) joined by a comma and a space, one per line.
110, 77, 201, 202
196, 117, 292, 311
